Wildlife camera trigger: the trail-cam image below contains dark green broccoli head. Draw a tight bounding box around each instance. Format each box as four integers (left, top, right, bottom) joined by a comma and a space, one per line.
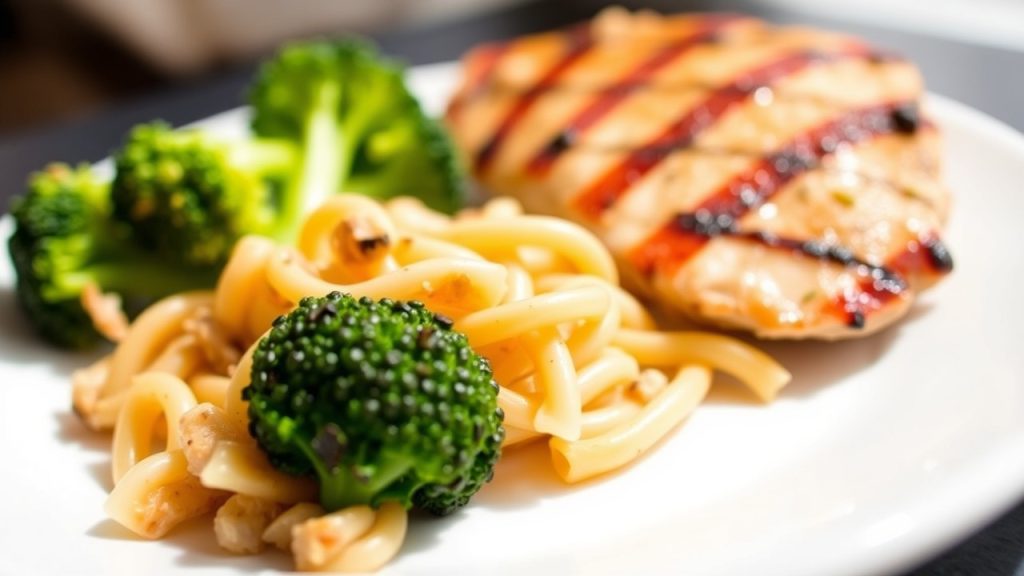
249, 39, 464, 219
245, 292, 503, 514
8, 164, 111, 347
413, 411, 503, 515
7, 163, 221, 349
111, 121, 294, 266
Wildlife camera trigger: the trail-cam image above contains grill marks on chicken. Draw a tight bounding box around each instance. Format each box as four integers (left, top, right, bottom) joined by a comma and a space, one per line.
630, 101, 931, 275
474, 24, 597, 173
445, 8, 954, 338
569, 48, 879, 218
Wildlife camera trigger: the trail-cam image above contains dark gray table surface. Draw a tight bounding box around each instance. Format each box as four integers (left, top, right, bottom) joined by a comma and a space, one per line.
1, 1, 1022, 573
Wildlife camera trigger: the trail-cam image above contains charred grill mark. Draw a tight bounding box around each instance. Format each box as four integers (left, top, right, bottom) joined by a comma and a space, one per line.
456, 30, 903, 103
519, 119, 934, 159
474, 24, 596, 173
633, 212, 950, 328
624, 100, 946, 328
572, 47, 874, 218
526, 25, 731, 174
747, 233, 910, 329
545, 129, 578, 156
446, 42, 511, 121
867, 49, 902, 63
473, 14, 746, 174
926, 236, 954, 272
890, 102, 921, 133
888, 234, 954, 276
628, 100, 926, 273
695, 101, 920, 218
635, 211, 906, 282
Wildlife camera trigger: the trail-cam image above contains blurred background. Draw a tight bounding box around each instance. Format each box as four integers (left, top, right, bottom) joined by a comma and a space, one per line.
2, 0, 1024, 136
0, 0, 521, 134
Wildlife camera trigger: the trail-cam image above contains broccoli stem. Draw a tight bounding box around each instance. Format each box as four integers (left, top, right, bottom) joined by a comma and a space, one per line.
316, 453, 416, 510
47, 260, 218, 302
70, 260, 218, 295
227, 139, 297, 176
277, 81, 348, 242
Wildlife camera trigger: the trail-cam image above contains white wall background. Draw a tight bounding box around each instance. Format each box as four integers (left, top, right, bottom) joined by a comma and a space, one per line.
60, 0, 1024, 74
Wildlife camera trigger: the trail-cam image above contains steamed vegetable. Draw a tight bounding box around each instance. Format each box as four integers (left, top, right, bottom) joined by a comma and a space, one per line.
111, 122, 296, 267
112, 39, 464, 267
7, 164, 217, 348
250, 39, 464, 223
8, 38, 464, 348
244, 292, 504, 514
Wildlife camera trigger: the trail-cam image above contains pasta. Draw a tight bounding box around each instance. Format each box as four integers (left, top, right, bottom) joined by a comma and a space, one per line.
72, 194, 791, 572
111, 372, 198, 482
550, 365, 712, 483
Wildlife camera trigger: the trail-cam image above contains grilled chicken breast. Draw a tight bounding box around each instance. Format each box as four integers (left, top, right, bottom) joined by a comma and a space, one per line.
445, 7, 953, 339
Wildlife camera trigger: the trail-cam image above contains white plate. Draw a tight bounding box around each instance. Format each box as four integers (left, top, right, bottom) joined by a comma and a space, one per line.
2, 62, 1023, 576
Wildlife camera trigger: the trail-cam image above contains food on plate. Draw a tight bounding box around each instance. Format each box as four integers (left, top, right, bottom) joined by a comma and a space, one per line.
445, 7, 954, 339
77, 193, 789, 571
111, 121, 298, 267
245, 292, 504, 515
248, 39, 464, 216
6, 38, 463, 348
7, 164, 217, 348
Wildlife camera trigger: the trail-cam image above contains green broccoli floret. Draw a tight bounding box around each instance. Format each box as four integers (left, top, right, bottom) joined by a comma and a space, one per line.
111, 39, 464, 267
250, 39, 464, 227
111, 121, 297, 267
7, 163, 219, 348
244, 292, 504, 514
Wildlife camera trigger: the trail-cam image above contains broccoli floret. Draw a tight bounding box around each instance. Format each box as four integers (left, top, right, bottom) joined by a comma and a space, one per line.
7, 164, 219, 348
110, 40, 464, 266
413, 423, 503, 515
244, 292, 503, 514
112, 122, 297, 266
250, 39, 464, 227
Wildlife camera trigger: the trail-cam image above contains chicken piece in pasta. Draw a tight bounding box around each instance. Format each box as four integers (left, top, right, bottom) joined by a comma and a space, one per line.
178, 402, 246, 476
214, 494, 285, 554
105, 450, 228, 539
